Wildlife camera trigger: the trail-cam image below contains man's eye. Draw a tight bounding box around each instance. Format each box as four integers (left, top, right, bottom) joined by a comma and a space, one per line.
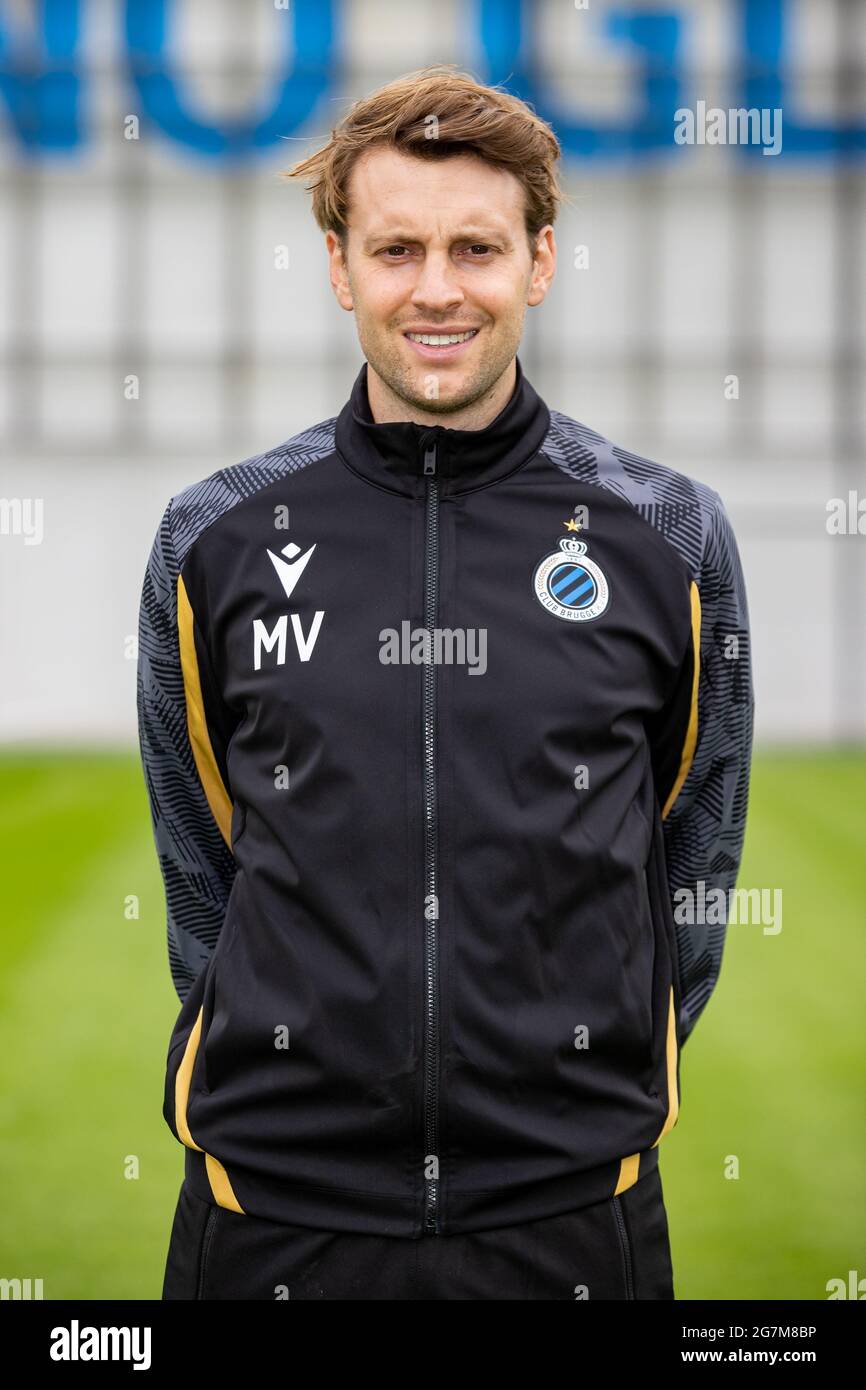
380, 244, 493, 258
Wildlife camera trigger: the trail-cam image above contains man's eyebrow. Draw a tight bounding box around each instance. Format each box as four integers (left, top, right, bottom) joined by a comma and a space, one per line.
362, 226, 513, 249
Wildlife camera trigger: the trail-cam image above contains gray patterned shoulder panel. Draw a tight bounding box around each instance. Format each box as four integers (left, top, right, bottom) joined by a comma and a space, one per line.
540, 410, 756, 1044
136, 420, 337, 1002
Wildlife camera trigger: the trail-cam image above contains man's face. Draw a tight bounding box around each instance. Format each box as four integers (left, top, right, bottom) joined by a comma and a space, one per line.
326, 145, 555, 414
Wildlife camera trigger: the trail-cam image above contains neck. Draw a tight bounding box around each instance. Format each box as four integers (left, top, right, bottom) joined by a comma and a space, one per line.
365, 357, 518, 431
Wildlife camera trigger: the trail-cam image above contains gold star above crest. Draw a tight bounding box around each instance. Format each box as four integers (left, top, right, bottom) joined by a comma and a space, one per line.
563, 517, 583, 532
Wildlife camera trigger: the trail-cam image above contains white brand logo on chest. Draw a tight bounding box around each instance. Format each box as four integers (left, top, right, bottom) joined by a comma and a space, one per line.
253, 539, 325, 668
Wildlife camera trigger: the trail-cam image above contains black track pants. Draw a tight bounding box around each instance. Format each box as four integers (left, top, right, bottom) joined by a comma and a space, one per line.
161, 1165, 674, 1300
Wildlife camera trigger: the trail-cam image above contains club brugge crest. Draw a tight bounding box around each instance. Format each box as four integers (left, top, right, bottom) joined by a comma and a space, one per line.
532, 536, 610, 622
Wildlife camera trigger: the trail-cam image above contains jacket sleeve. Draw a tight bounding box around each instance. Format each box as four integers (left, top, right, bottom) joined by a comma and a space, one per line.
136, 498, 238, 1003
658, 489, 755, 1046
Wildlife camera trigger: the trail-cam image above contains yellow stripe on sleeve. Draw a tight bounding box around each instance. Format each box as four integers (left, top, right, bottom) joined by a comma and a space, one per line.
662, 580, 701, 820
177, 572, 233, 847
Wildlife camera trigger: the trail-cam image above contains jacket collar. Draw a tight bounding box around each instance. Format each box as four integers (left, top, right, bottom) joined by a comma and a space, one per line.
334, 355, 551, 498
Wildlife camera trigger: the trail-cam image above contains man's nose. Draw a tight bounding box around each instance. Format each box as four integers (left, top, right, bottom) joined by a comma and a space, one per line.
410, 250, 465, 309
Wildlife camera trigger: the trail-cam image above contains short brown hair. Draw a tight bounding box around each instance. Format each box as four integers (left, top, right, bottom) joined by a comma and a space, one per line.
282, 64, 566, 255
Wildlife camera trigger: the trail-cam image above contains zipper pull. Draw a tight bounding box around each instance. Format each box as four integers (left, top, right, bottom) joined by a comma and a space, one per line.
422, 441, 437, 476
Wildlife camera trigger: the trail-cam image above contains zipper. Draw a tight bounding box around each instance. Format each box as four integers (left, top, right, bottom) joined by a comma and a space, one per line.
421, 438, 441, 1233
611, 1195, 635, 1300
196, 1204, 219, 1300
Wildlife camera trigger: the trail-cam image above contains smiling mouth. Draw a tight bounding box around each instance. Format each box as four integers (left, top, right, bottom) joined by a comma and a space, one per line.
404, 329, 480, 346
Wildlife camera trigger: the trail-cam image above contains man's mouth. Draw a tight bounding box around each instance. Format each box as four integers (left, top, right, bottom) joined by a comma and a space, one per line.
404, 329, 479, 345
402, 328, 481, 359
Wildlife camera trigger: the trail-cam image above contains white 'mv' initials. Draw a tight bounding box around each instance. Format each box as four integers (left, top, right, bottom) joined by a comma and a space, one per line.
253, 611, 325, 669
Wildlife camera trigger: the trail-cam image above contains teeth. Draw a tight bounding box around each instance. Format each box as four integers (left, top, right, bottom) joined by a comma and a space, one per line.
407, 331, 477, 345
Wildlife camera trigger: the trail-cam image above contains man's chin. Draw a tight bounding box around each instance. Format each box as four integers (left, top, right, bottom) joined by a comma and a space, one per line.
374, 351, 494, 417
401, 384, 474, 415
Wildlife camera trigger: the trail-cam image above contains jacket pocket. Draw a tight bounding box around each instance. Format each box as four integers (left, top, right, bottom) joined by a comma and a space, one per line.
642, 824, 682, 1085
642, 812, 683, 1128
611, 1195, 635, 1300
163, 952, 219, 1143
196, 1203, 220, 1301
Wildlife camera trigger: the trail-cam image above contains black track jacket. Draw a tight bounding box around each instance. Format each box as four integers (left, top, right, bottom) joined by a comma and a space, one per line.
136, 356, 754, 1236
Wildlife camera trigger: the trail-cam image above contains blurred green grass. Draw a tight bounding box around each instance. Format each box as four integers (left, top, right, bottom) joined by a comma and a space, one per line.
0, 749, 863, 1299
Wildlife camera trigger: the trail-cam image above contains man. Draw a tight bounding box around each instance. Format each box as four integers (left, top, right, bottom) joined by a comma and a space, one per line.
137, 65, 754, 1300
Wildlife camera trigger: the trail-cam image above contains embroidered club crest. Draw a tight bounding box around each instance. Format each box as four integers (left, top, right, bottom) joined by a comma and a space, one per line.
532, 535, 610, 622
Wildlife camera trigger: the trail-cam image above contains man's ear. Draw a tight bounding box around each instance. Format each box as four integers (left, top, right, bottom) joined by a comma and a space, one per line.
326, 230, 354, 311
528, 226, 556, 307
